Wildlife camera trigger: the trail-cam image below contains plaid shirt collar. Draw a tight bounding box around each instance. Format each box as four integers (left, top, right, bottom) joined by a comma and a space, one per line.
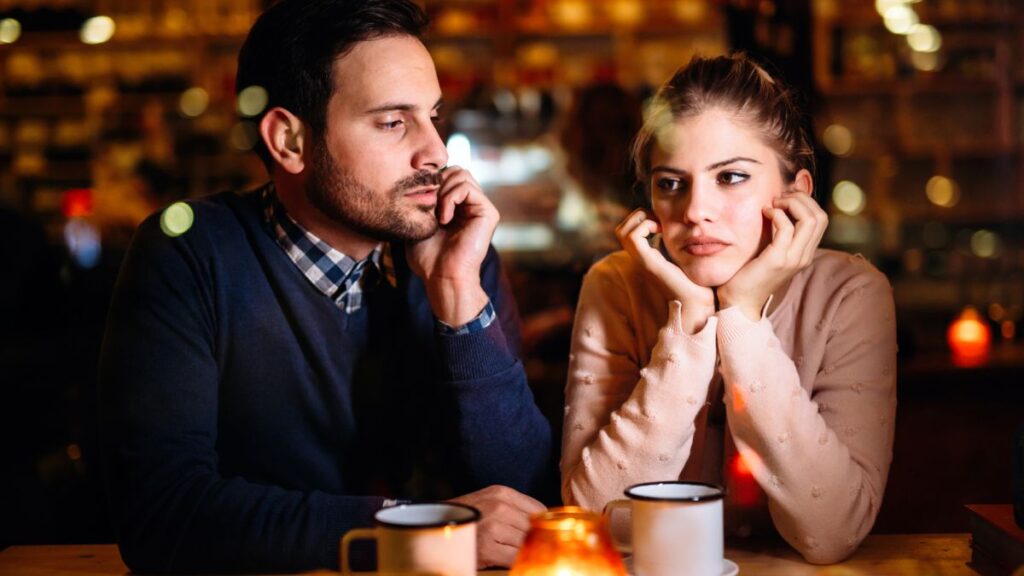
260, 183, 396, 313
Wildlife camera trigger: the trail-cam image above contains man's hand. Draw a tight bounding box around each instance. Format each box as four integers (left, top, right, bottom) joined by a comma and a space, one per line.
615, 208, 715, 334
717, 192, 828, 321
448, 485, 547, 569
406, 166, 499, 327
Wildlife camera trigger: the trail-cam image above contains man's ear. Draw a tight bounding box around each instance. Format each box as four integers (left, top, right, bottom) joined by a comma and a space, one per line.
791, 168, 814, 197
260, 107, 307, 175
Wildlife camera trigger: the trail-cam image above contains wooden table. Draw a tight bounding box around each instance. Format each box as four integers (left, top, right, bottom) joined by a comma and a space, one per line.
0, 534, 979, 575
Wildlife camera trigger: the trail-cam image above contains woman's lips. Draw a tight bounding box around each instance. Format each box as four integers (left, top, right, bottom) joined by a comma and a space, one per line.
682, 237, 729, 256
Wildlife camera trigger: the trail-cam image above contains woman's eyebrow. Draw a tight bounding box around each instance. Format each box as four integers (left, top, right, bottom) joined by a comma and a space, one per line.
706, 156, 761, 170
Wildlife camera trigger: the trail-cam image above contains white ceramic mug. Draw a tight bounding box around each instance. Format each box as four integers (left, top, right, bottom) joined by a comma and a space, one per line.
603, 481, 725, 576
340, 502, 479, 576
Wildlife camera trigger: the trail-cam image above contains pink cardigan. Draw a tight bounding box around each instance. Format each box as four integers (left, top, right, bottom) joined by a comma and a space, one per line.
561, 249, 897, 564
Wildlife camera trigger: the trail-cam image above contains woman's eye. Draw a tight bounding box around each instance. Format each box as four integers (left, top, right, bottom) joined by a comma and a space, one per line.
656, 178, 684, 193
717, 171, 748, 185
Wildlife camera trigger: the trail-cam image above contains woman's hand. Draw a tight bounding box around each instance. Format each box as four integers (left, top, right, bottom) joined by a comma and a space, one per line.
615, 208, 715, 334
717, 192, 828, 321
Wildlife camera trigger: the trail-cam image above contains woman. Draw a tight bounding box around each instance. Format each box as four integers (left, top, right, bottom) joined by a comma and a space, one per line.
560, 54, 896, 564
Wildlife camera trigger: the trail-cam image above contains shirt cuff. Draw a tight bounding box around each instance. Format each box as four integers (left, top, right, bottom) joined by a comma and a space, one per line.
435, 300, 496, 336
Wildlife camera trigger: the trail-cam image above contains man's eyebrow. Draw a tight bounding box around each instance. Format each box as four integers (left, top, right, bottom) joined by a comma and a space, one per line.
364, 97, 444, 115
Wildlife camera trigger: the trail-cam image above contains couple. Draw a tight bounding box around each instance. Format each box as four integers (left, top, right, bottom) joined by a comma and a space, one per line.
99, 0, 896, 572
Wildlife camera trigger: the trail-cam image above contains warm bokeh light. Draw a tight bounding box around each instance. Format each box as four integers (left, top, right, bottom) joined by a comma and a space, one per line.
926, 175, 959, 207
435, 8, 475, 36
61, 188, 94, 218
179, 87, 210, 118
0, 18, 21, 44
883, 5, 918, 34
673, 0, 707, 23
833, 180, 866, 216
236, 85, 269, 118
988, 303, 1005, 322
80, 16, 116, 45
907, 24, 942, 53
911, 50, 942, 72
823, 124, 855, 157
970, 229, 1000, 259
1001, 321, 1016, 340
160, 202, 195, 237
730, 451, 763, 507
948, 306, 991, 365
550, 0, 592, 29
607, 0, 645, 27
875, 0, 907, 16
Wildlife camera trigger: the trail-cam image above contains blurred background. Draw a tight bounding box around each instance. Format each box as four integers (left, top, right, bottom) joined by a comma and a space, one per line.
1, 0, 1021, 550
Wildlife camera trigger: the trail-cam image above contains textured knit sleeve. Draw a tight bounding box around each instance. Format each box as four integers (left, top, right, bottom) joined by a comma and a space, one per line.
561, 256, 718, 510
716, 264, 897, 564
434, 245, 552, 495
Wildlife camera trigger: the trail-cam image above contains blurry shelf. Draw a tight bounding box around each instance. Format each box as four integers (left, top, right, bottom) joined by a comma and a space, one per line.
832, 142, 1019, 160
0, 31, 248, 51
817, 3, 1017, 28
0, 96, 87, 117
820, 78, 1007, 96
895, 205, 1024, 225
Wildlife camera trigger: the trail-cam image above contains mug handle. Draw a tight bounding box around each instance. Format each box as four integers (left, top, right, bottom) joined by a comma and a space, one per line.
340, 528, 377, 575
602, 498, 632, 555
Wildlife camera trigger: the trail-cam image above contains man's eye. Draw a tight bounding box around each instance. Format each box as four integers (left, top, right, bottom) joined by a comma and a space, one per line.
379, 120, 404, 130
717, 171, 748, 185
656, 178, 684, 193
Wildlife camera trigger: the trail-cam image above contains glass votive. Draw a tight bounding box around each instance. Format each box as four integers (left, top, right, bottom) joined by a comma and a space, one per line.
510, 506, 627, 576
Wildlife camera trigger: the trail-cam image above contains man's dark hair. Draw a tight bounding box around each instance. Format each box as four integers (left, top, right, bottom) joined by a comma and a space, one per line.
236, 0, 429, 169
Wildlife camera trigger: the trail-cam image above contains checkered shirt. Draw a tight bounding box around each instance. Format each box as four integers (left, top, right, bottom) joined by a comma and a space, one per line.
260, 184, 494, 334
262, 185, 395, 314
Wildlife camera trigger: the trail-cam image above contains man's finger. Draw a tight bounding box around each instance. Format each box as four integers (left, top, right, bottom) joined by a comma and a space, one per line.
478, 541, 520, 569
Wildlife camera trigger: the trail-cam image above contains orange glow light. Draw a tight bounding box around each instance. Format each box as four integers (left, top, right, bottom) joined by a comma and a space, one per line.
947, 306, 991, 366
729, 452, 762, 508
61, 188, 93, 218
510, 507, 626, 576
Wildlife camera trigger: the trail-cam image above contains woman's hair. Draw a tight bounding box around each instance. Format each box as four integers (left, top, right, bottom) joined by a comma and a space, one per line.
631, 53, 815, 185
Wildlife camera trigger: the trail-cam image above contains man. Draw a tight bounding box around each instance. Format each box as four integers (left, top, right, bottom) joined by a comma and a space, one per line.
98, 1, 551, 572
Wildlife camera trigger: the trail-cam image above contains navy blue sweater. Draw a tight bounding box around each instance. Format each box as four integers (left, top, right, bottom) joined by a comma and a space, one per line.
98, 189, 551, 573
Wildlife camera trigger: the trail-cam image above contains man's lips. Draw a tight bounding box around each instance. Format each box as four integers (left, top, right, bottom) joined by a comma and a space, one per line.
681, 236, 729, 256
404, 186, 439, 205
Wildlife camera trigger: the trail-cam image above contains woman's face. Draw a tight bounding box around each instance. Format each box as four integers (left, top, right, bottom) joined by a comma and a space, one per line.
649, 108, 796, 287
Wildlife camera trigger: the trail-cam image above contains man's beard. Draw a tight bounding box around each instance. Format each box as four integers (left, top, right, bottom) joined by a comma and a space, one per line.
305, 142, 439, 243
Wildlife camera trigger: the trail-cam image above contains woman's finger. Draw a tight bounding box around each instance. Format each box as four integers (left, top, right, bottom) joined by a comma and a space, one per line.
773, 195, 816, 264
762, 206, 795, 267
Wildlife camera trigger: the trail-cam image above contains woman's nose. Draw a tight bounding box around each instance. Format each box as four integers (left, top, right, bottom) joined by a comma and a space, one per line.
682, 180, 717, 224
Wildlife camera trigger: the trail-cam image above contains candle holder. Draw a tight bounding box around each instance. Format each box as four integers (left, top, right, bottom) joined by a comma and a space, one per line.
510, 506, 627, 576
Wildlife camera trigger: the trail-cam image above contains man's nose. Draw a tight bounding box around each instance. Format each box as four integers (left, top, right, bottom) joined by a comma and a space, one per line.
412, 122, 448, 172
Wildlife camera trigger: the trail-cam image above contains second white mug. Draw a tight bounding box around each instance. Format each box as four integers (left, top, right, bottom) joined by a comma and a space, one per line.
604, 481, 728, 576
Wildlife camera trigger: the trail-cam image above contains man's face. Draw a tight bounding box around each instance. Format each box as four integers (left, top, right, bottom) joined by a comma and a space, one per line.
305, 34, 448, 242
